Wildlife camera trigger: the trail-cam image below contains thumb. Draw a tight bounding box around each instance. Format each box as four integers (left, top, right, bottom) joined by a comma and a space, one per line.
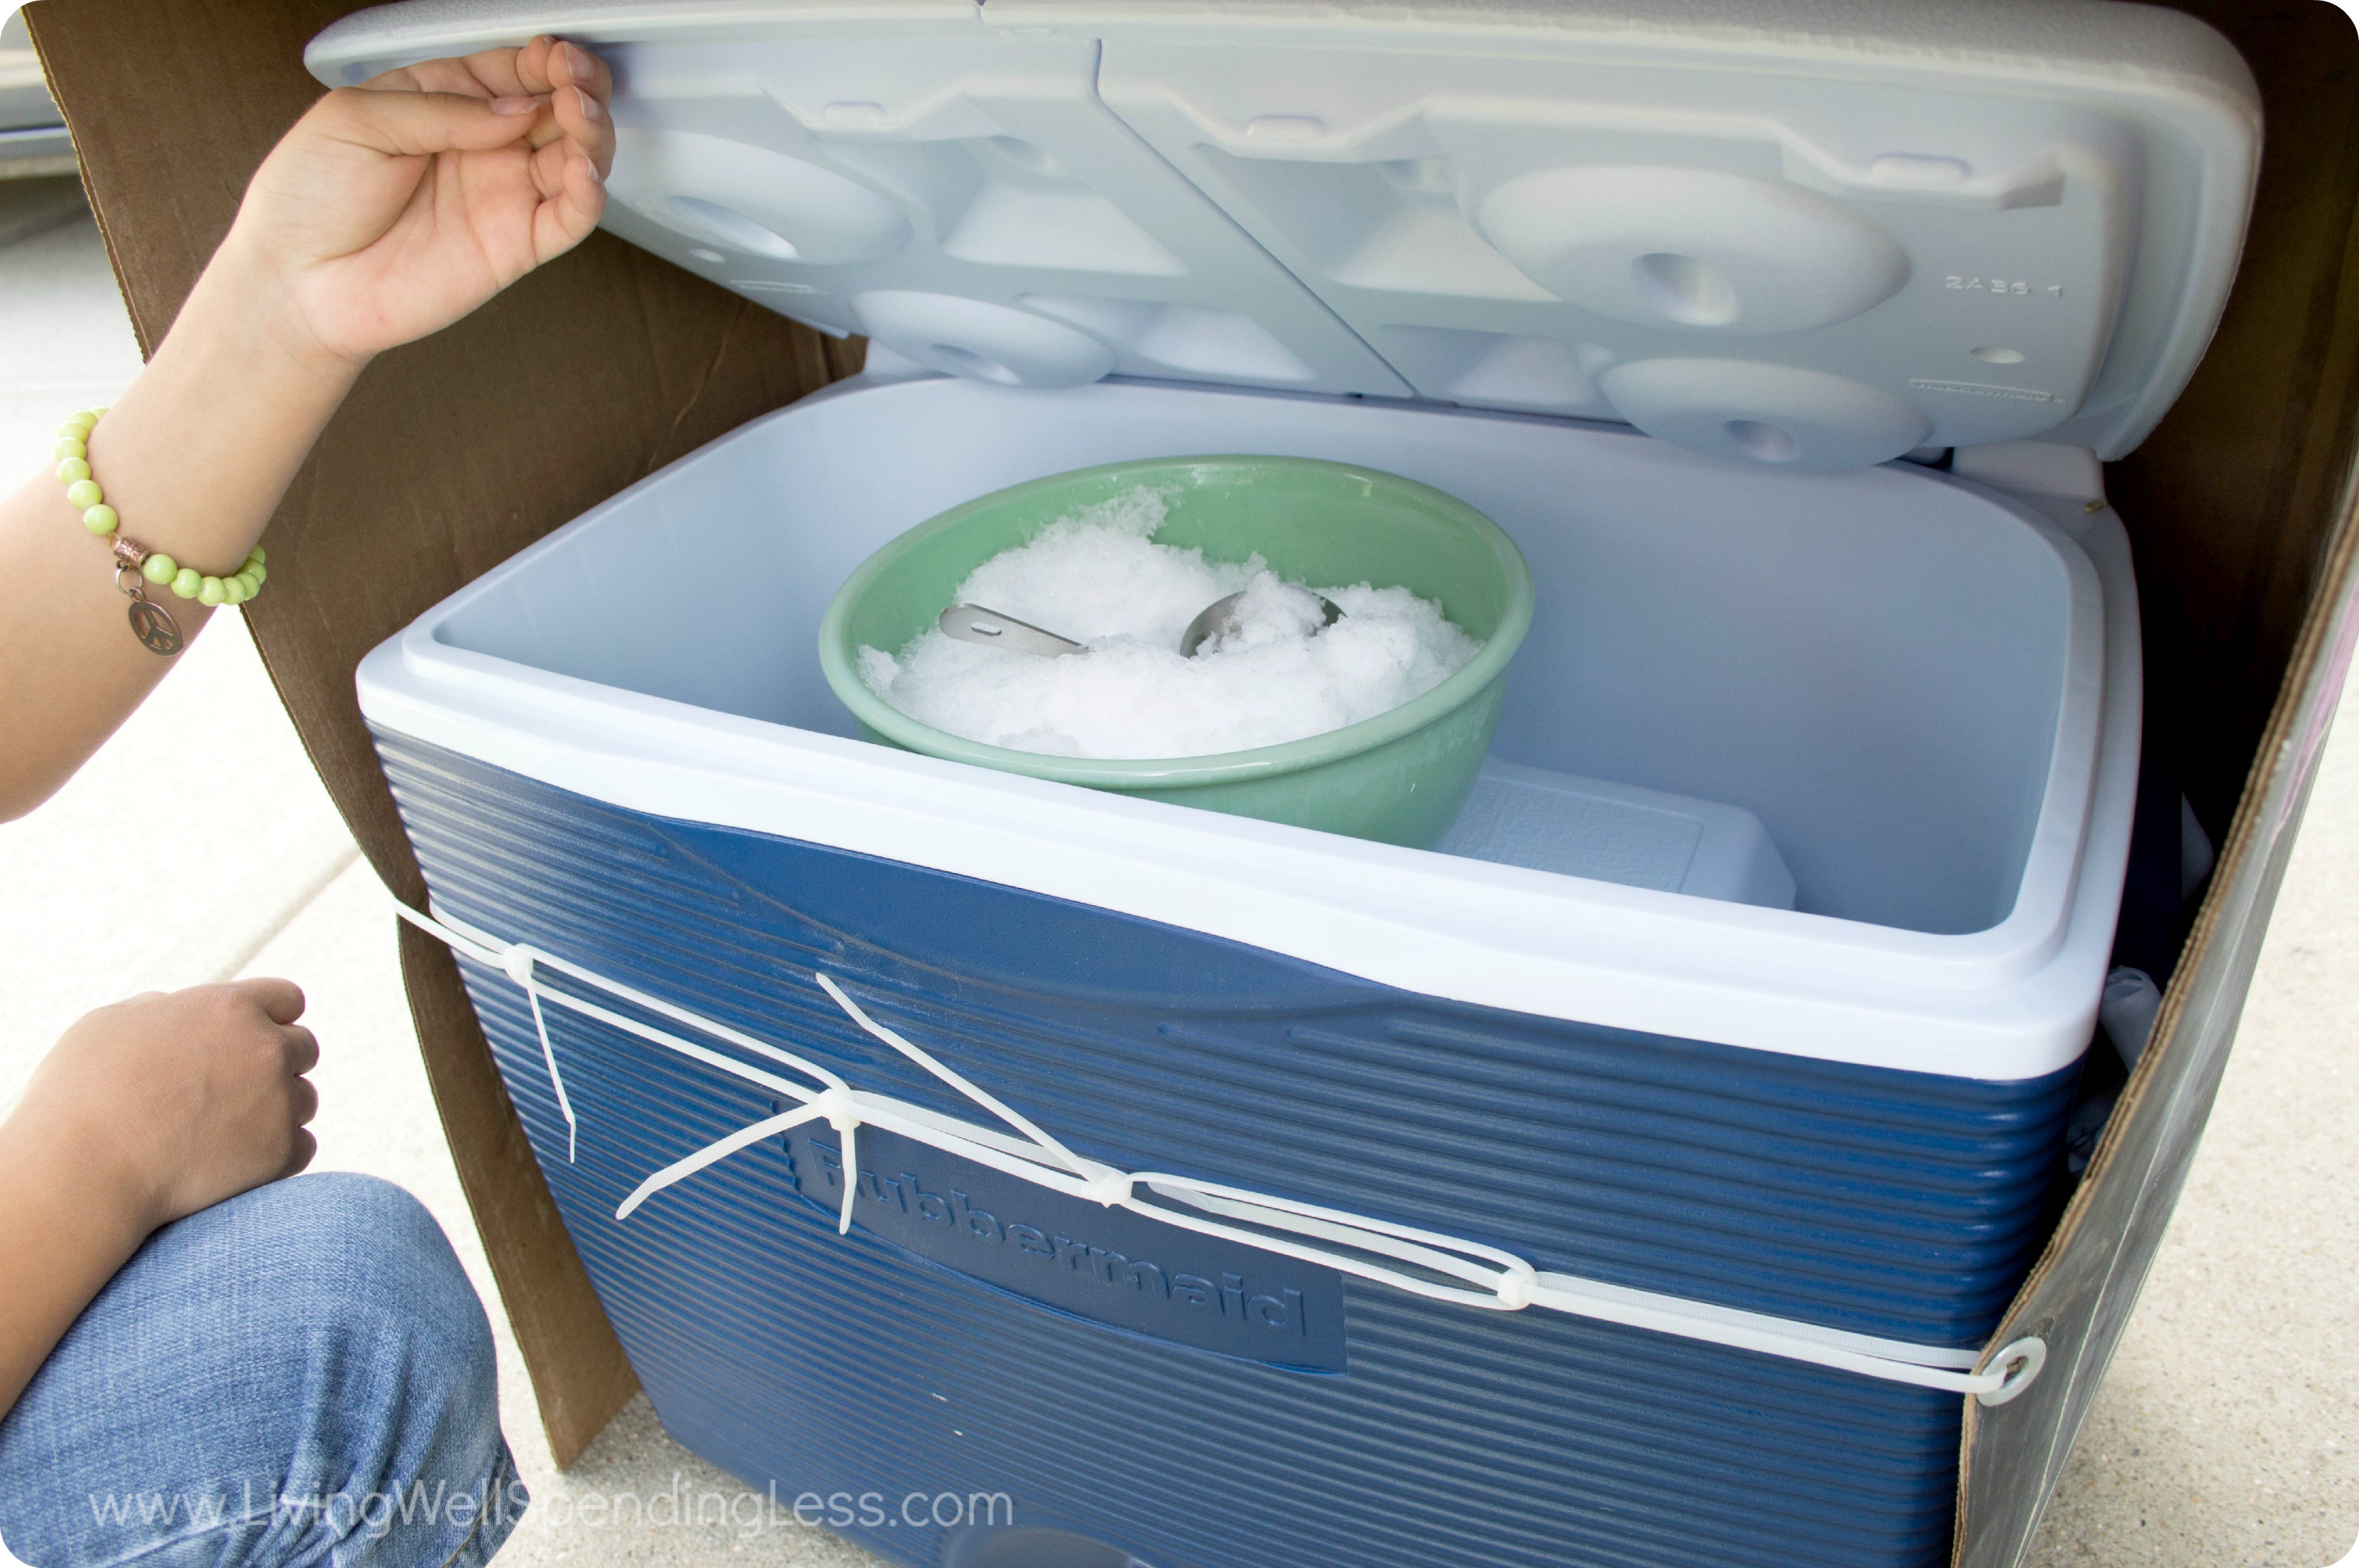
311, 83, 547, 160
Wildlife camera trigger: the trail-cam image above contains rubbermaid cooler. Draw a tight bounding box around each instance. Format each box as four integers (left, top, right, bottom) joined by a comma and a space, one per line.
309, 4, 2259, 1565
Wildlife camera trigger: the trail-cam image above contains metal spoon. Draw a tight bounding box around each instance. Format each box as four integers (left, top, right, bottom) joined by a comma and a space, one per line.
940, 592, 1345, 659
938, 603, 1087, 657
1177, 591, 1345, 658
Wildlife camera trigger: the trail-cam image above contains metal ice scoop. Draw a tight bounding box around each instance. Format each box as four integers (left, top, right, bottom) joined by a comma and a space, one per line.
1177, 590, 1344, 658
937, 604, 1088, 657
939, 592, 1344, 659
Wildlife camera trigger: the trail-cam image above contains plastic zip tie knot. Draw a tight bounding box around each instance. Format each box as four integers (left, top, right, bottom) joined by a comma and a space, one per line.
807, 1085, 864, 1235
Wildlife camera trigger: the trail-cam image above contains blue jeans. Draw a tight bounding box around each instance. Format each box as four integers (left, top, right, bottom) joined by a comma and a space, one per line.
0, 1173, 524, 1567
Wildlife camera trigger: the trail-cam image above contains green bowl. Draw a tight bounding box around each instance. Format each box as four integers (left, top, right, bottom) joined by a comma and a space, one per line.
819, 455, 1535, 848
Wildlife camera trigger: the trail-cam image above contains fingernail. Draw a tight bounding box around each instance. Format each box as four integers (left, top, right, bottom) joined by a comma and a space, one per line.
567, 43, 596, 81
575, 86, 603, 121
491, 94, 539, 115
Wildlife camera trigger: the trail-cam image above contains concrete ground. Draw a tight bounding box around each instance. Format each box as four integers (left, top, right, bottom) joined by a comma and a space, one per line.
1, 174, 2353, 1567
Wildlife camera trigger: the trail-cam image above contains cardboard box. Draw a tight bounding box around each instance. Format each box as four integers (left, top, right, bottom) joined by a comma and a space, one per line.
24, 1, 2359, 1563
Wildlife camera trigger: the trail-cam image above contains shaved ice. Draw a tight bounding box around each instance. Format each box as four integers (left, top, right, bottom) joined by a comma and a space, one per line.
858, 487, 1482, 759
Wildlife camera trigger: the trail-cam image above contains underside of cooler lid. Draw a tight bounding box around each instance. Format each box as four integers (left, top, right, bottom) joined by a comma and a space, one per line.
308, 0, 2260, 471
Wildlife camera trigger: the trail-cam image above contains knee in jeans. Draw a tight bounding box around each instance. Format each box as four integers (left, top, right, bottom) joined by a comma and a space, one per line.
232, 1173, 500, 1449
0, 1174, 516, 1568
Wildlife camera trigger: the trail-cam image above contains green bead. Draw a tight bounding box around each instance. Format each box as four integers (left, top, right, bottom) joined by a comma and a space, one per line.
53, 437, 85, 461
246, 563, 267, 586
55, 457, 89, 484
171, 568, 201, 599
81, 504, 118, 536
65, 478, 102, 509
221, 578, 246, 605
62, 412, 96, 433
198, 576, 226, 607
248, 546, 266, 566
233, 571, 258, 600
143, 552, 176, 584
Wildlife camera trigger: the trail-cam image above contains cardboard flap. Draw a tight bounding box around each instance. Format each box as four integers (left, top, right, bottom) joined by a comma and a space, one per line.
1957, 1, 2359, 1562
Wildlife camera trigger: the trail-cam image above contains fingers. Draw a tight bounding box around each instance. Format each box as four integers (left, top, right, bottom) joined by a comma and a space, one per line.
255, 37, 615, 346
351, 36, 615, 267
288, 1073, 320, 1130
538, 44, 614, 176
527, 60, 611, 262
232, 975, 307, 1026
366, 55, 500, 98
518, 36, 611, 106
281, 1128, 318, 1180
363, 33, 587, 97
525, 147, 608, 263
363, 38, 612, 163
314, 83, 549, 160
555, 82, 613, 173
279, 1021, 321, 1076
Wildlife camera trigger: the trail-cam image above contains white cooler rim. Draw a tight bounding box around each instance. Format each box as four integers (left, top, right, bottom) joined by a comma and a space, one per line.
356, 385, 2142, 1084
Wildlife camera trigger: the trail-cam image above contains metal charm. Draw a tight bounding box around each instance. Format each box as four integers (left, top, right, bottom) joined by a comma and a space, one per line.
112, 549, 182, 657
128, 598, 183, 656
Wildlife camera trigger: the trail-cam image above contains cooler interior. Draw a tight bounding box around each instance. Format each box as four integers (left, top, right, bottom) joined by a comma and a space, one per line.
436, 376, 2080, 937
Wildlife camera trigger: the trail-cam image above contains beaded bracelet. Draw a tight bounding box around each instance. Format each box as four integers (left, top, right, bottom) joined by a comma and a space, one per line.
55, 408, 267, 657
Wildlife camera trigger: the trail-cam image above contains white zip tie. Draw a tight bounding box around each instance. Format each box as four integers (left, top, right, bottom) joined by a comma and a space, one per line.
395, 900, 2045, 1404
813, 972, 1096, 1185
502, 945, 578, 1163
617, 1087, 864, 1232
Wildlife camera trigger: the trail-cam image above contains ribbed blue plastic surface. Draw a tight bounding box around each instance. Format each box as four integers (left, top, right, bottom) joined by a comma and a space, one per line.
378, 731, 2076, 1568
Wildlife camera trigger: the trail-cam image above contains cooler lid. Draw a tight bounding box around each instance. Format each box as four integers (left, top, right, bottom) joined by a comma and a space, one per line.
308, 0, 2260, 471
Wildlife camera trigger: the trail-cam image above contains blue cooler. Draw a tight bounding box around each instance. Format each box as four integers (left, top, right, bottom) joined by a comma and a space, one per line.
310, 4, 2259, 1565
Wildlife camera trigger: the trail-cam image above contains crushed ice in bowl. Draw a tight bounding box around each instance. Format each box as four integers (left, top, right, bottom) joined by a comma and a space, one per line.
858, 486, 1483, 760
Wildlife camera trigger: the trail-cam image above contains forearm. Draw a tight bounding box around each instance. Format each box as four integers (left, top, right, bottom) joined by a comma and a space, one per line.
0, 1102, 159, 1417
0, 231, 362, 819
0, 38, 611, 821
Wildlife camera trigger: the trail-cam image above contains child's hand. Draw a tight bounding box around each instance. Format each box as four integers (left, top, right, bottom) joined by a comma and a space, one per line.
15, 980, 320, 1231
0, 981, 319, 1415
223, 36, 616, 370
